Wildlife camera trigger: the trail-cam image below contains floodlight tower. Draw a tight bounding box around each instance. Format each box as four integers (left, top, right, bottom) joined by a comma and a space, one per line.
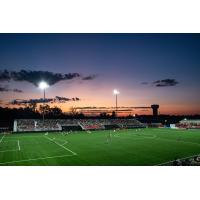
113, 89, 120, 117
39, 81, 49, 124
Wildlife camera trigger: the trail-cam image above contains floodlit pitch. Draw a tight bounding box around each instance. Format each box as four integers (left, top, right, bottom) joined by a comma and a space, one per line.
0, 128, 200, 166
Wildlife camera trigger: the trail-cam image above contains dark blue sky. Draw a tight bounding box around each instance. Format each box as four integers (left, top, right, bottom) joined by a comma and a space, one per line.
0, 34, 200, 114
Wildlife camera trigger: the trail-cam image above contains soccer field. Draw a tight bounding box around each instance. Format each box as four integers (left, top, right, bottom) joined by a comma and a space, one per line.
1, 128, 200, 166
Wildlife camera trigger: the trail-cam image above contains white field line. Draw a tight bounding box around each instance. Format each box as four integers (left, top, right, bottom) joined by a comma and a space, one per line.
0, 154, 75, 165
0, 135, 5, 143
44, 136, 77, 155
61, 141, 68, 145
18, 140, 20, 151
0, 136, 19, 153
55, 138, 68, 144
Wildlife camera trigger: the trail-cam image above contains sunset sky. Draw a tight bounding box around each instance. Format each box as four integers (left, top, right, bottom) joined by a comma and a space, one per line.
0, 34, 200, 115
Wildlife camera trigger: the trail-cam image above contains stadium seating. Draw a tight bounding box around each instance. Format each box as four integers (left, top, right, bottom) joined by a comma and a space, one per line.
111, 119, 145, 128
78, 119, 105, 130
14, 118, 145, 132
177, 119, 200, 129
16, 119, 61, 132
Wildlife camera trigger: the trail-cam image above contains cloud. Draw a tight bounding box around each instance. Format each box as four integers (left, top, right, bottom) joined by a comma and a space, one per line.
141, 79, 179, 87
0, 70, 10, 81
0, 70, 97, 86
55, 96, 70, 102
82, 74, 98, 80
10, 70, 80, 86
141, 82, 149, 85
55, 96, 80, 102
10, 96, 80, 105
152, 79, 179, 87
12, 89, 23, 93
11, 98, 53, 105
0, 85, 23, 93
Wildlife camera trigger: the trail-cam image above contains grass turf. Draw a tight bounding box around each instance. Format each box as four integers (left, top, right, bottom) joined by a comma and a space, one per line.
0, 128, 200, 166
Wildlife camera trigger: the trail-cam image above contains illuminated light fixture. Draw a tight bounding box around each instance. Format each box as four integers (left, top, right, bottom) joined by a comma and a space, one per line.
38, 81, 49, 126
113, 89, 120, 116
113, 89, 120, 95
39, 81, 49, 90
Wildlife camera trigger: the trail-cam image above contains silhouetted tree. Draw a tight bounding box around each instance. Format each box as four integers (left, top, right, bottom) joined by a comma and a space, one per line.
28, 102, 37, 112
99, 112, 109, 118
50, 106, 62, 116
39, 104, 51, 115
69, 107, 77, 116
111, 111, 116, 118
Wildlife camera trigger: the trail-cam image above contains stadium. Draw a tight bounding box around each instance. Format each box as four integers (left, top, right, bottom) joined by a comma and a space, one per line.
1, 98, 200, 166
0, 34, 200, 166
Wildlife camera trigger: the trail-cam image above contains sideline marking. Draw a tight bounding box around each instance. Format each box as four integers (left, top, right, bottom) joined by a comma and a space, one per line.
0, 154, 75, 165
18, 140, 20, 151
44, 136, 77, 155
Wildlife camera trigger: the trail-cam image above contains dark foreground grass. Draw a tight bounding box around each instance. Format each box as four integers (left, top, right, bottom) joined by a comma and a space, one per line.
0, 128, 200, 166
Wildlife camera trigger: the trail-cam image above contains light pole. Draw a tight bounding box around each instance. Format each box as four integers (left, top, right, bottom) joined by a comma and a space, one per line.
39, 81, 49, 125
113, 89, 120, 117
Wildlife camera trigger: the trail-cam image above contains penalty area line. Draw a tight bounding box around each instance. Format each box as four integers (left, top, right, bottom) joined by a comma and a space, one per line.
44, 136, 77, 155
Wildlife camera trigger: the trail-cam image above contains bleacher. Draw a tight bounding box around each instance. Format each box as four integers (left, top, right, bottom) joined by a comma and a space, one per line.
111, 119, 145, 128
78, 119, 105, 130
13, 118, 145, 132
177, 119, 200, 129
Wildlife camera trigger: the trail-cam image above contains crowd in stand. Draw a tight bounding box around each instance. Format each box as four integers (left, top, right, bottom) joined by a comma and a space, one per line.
78, 119, 145, 130
36, 120, 60, 131
57, 119, 79, 126
78, 119, 105, 130
172, 156, 200, 166
16, 119, 60, 132
15, 118, 145, 132
112, 119, 145, 128
17, 119, 35, 131
176, 119, 200, 129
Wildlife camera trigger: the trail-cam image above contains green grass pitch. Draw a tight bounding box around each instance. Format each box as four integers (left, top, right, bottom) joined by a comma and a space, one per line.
0, 128, 200, 166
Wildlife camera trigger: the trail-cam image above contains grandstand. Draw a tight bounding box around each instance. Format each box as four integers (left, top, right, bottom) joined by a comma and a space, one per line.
177, 119, 200, 129
13, 118, 145, 132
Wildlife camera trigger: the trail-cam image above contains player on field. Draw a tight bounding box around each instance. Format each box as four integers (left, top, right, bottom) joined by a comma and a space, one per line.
106, 132, 112, 143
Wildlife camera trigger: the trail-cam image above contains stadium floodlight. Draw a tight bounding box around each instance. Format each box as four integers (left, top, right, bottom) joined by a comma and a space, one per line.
39, 81, 49, 99
38, 81, 49, 126
113, 89, 120, 95
113, 89, 120, 116
39, 81, 49, 90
